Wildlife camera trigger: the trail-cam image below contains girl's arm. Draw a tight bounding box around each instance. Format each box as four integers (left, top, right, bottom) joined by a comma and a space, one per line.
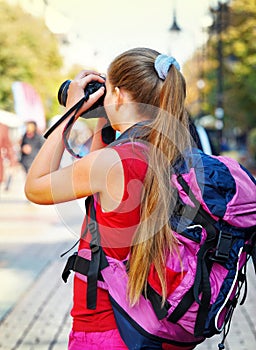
24, 72, 123, 207
25, 139, 123, 207
90, 118, 110, 152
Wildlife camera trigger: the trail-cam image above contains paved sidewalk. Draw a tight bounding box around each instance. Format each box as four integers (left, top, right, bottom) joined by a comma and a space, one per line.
0, 257, 73, 350
0, 168, 255, 349
0, 168, 77, 350
197, 260, 256, 350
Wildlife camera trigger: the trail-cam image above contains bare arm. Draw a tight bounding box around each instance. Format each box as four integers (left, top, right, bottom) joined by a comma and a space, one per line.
90, 118, 109, 152
25, 140, 123, 208
24, 71, 124, 208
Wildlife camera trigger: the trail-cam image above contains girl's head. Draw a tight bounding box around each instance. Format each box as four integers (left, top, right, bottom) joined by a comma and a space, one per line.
106, 47, 187, 119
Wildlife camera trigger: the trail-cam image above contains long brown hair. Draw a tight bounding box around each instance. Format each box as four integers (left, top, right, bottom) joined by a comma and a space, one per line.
108, 48, 191, 305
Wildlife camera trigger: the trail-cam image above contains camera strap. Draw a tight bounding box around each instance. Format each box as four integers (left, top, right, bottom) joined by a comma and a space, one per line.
62, 100, 88, 158
44, 95, 89, 139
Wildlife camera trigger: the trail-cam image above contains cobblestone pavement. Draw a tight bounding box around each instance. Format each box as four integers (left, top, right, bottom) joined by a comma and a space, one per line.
0, 167, 77, 349
0, 168, 255, 349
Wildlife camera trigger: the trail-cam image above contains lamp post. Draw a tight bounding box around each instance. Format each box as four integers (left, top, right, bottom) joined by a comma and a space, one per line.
168, 1, 182, 57
169, 7, 181, 33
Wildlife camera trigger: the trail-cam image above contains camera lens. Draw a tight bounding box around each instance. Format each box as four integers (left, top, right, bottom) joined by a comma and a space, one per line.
58, 80, 71, 107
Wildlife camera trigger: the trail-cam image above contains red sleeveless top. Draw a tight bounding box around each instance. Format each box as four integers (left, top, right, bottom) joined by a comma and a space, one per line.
71, 142, 148, 332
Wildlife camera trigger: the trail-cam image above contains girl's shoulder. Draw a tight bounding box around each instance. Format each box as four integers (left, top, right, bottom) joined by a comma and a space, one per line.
111, 139, 149, 159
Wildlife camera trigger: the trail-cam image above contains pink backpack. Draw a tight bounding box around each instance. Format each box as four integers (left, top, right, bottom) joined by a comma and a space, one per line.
62, 149, 256, 350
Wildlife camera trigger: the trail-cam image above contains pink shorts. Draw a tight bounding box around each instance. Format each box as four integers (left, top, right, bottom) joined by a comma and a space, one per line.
68, 330, 196, 350
68, 329, 128, 350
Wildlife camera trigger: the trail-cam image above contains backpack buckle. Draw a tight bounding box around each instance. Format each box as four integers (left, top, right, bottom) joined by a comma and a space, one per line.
88, 221, 97, 234
88, 221, 100, 253
90, 244, 100, 253
213, 231, 233, 262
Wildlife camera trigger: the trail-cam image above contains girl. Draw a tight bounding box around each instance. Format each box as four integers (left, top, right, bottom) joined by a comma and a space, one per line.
25, 47, 195, 350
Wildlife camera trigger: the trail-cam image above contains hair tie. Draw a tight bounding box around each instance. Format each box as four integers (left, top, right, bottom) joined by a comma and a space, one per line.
154, 54, 180, 80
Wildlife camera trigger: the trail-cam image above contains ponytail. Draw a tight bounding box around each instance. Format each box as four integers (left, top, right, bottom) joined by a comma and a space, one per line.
108, 48, 191, 305
127, 61, 190, 306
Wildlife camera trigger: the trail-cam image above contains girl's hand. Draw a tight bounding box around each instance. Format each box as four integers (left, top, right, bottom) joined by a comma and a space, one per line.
65, 70, 105, 117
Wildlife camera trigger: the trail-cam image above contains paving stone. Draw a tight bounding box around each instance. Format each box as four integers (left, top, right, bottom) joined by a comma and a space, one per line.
0, 259, 73, 350
196, 261, 256, 350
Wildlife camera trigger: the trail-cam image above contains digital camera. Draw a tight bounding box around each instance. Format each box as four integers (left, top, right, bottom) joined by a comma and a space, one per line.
58, 78, 106, 109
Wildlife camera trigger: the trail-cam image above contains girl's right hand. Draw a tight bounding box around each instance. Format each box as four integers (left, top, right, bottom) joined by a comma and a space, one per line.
65, 70, 106, 118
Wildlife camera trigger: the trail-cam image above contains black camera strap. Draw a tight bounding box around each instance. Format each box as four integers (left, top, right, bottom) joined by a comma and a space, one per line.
61, 101, 89, 158
44, 93, 115, 158
44, 94, 90, 139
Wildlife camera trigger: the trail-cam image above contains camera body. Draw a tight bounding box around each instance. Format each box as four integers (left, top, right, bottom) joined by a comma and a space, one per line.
55, 77, 114, 144
58, 78, 106, 110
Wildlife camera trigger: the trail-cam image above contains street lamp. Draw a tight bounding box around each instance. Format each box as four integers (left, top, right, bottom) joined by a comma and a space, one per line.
168, 1, 182, 58
169, 8, 181, 33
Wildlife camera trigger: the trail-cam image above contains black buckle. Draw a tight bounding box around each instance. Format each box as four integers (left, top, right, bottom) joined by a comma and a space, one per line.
62, 252, 78, 283
90, 244, 100, 253
72, 252, 80, 271
88, 221, 97, 234
213, 231, 233, 261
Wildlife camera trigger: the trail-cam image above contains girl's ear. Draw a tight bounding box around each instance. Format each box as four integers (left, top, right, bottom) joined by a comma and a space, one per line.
114, 86, 121, 105
112, 86, 121, 111
114, 86, 128, 106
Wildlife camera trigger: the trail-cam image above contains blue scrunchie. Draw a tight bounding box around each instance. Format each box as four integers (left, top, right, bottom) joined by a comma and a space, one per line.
154, 54, 180, 80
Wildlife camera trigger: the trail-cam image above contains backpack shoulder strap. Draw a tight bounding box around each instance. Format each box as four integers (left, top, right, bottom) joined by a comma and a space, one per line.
84, 196, 109, 309
176, 174, 218, 239
61, 196, 109, 309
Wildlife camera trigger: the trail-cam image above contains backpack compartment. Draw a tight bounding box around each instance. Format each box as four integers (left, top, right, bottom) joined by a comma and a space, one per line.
165, 226, 230, 335
100, 253, 205, 346
148, 226, 207, 302
203, 244, 247, 337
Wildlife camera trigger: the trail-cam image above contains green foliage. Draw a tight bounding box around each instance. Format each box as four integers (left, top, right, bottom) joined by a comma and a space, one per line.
221, 0, 256, 130
185, 0, 256, 133
0, 0, 64, 120
248, 128, 256, 161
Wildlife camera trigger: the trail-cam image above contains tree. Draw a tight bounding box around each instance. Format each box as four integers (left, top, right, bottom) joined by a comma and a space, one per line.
184, 0, 256, 133
0, 0, 64, 120
223, 0, 256, 131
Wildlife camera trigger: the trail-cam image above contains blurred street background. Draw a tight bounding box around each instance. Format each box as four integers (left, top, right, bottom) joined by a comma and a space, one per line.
0, 165, 76, 349
0, 0, 256, 178
1, 0, 256, 177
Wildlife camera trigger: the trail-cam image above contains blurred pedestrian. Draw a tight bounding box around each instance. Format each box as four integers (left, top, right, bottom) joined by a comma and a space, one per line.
0, 123, 17, 192
20, 121, 44, 174
69, 124, 93, 157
